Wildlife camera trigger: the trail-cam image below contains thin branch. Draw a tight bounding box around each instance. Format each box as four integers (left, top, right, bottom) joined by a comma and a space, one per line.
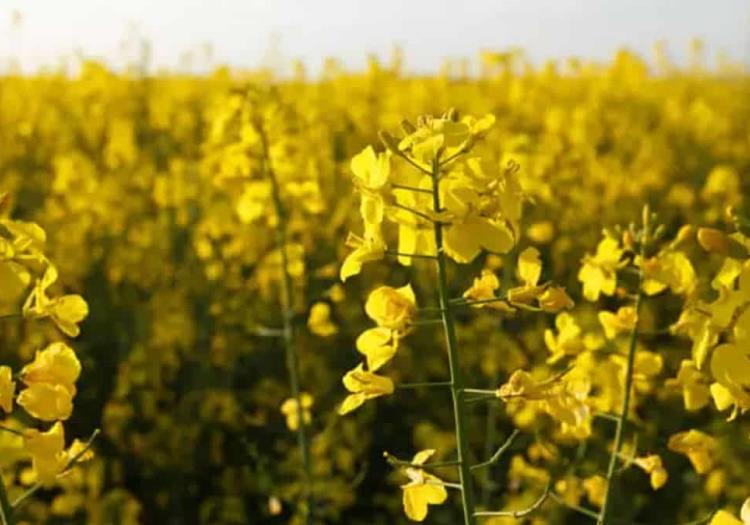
471, 430, 520, 471
391, 202, 436, 224
384, 452, 460, 470
391, 183, 432, 194
463, 388, 498, 396
412, 318, 444, 326
593, 411, 620, 423
474, 482, 550, 518
398, 381, 452, 390
464, 394, 498, 404
397, 152, 433, 176
385, 250, 438, 260
548, 491, 600, 520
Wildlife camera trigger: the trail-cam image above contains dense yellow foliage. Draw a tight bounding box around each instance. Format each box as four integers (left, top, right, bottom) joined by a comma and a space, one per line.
0, 47, 748, 524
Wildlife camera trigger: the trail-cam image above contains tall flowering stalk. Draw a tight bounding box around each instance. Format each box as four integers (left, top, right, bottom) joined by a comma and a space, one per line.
338, 111, 574, 523
0, 193, 97, 524
254, 109, 314, 523
598, 207, 650, 525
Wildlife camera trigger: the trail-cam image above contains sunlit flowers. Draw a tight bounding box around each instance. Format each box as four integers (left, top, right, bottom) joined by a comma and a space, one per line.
632, 454, 668, 490
667, 429, 717, 474
280, 393, 313, 431
17, 342, 82, 421
23, 265, 89, 337
338, 364, 394, 415
365, 284, 417, 332
578, 235, 623, 302
396, 449, 448, 522
23, 422, 94, 486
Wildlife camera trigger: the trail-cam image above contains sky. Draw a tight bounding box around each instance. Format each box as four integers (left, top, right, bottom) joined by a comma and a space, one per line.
1, 0, 749, 74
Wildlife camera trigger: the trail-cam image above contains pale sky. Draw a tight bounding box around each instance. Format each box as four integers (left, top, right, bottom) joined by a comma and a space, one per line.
2, 0, 749, 74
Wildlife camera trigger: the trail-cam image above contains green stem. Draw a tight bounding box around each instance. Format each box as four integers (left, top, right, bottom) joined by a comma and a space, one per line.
598, 228, 647, 525
0, 474, 15, 525
259, 121, 313, 524
398, 381, 452, 389
549, 491, 599, 520
471, 430, 519, 471
429, 158, 477, 525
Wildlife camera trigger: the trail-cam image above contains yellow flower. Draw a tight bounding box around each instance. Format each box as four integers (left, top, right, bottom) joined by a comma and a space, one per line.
351, 146, 390, 190
17, 382, 74, 421
668, 429, 717, 474
527, 221, 555, 244
340, 231, 386, 282
578, 236, 623, 302
508, 247, 544, 305
21, 342, 81, 395
665, 360, 711, 411
24, 422, 68, 486
598, 306, 638, 340
710, 340, 750, 417
633, 454, 668, 490
338, 364, 394, 415
583, 475, 607, 508
356, 328, 398, 372
17, 342, 81, 421
280, 393, 313, 431
23, 422, 93, 487
539, 286, 575, 313
307, 302, 338, 337
708, 500, 750, 525
544, 313, 585, 363
639, 251, 696, 297
507, 247, 573, 312
710, 510, 743, 525
399, 449, 448, 522
0, 366, 15, 414
443, 217, 515, 264
23, 265, 89, 337
462, 269, 514, 311
498, 369, 591, 438
364, 284, 417, 332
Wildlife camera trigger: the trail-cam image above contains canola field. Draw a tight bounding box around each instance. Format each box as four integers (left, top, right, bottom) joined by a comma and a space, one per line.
0, 48, 749, 525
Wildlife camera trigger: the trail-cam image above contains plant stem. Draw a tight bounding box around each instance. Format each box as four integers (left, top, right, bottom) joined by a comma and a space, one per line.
429, 158, 477, 525
259, 121, 313, 524
0, 475, 15, 525
598, 221, 648, 525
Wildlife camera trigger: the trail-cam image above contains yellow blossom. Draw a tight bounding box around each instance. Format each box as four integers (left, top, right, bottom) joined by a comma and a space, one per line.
598, 306, 638, 339
665, 360, 711, 411
307, 302, 338, 337
583, 475, 607, 508
17, 382, 74, 421
668, 429, 717, 474
280, 393, 313, 431
338, 364, 394, 415
23, 265, 89, 337
578, 236, 623, 302
544, 312, 585, 363
399, 449, 448, 522
356, 328, 399, 372
364, 284, 417, 332
633, 454, 668, 490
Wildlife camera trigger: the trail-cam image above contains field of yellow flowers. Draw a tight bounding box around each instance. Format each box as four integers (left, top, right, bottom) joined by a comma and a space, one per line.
0, 47, 749, 525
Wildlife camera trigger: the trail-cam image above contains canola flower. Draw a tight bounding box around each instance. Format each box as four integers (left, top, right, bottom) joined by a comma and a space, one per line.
0, 43, 747, 524
0, 196, 96, 524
